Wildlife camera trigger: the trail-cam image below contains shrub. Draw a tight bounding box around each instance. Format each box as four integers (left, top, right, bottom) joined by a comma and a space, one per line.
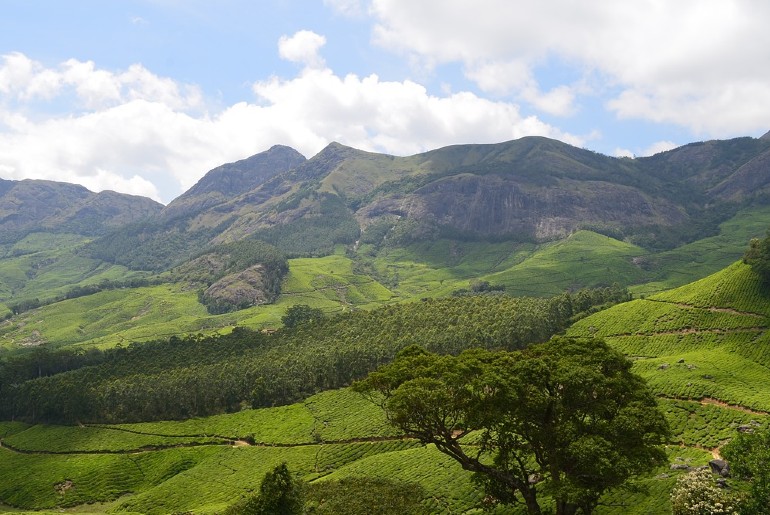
670, 468, 739, 515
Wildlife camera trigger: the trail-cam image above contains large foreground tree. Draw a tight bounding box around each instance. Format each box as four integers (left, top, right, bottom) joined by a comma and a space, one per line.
354, 337, 669, 515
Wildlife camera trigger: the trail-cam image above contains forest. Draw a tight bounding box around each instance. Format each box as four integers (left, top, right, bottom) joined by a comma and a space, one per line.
0, 285, 629, 424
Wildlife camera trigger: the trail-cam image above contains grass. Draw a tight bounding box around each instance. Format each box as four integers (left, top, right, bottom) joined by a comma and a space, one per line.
96, 388, 397, 445
2, 231, 770, 511
0, 233, 141, 305
2, 425, 227, 453
0, 387, 418, 513
2, 220, 768, 353
0, 445, 220, 510
0, 385, 735, 514
0, 284, 217, 350
631, 204, 770, 295
316, 444, 486, 513
368, 231, 648, 299
483, 231, 648, 297
659, 398, 766, 449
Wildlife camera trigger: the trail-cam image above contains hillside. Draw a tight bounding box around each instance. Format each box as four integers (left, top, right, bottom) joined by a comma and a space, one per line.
568, 261, 770, 457
0, 178, 162, 244
3, 134, 770, 352
81, 134, 770, 268
4, 260, 770, 513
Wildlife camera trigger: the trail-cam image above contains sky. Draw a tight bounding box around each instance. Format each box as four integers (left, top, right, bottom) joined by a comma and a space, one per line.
1, 0, 769, 204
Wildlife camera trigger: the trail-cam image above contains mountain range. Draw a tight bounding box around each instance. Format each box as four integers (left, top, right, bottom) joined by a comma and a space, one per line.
2, 132, 770, 347
5, 133, 770, 255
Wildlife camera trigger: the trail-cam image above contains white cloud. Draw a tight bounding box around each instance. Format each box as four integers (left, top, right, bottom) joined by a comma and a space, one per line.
613, 140, 678, 159
0, 53, 57, 100
323, 0, 365, 17
0, 52, 203, 111
368, 0, 770, 135
614, 148, 634, 159
278, 31, 327, 69
252, 68, 582, 156
642, 140, 678, 156
0, 46, 581, 203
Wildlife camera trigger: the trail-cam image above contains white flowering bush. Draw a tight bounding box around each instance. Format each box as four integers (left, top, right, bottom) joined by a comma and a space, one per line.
670, 468, 738, 514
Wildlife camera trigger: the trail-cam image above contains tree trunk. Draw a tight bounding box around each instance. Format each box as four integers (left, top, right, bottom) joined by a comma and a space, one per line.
521, 487, 542, 515
555, 500, 579, 515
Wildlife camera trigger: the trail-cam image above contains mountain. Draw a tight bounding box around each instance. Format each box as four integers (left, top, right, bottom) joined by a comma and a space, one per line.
0, 178, 162, 243
3, 133, 770, 346
160, 144, 307, 220
80, 134, 770, 273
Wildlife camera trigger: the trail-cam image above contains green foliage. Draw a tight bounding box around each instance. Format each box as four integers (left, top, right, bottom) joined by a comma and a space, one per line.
744, 231, 770, 285
354, 337, 669, 515
633, 205, 770, 296
225, 463, 304, 515
659, 399, 766, 449
2, 424, 227, 453
670, 468, 739, 514
253, 193, 360, 257
84, 219, 218, 271
281, 304, 325, 328
304, 477, 428, 514
187, 240, 288, 314
317, 444, 488, 513
2, 290, 617, 424
722, 424, 770, 514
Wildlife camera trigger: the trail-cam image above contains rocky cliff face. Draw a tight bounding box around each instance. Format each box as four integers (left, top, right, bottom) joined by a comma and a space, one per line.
375, 175, 685, 240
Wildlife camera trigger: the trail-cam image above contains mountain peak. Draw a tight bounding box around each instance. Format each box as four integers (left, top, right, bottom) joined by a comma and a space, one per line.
163, 145, 307, 218
760, 129, 770, 141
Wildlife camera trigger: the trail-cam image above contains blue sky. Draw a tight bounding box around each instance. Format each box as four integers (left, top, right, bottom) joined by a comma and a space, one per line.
1, 0, 768, 203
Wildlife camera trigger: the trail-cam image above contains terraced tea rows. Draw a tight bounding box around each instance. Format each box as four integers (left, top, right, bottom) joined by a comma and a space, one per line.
2, 261, 769, 514
0, 388, 426, 513
568, 260, 770, 457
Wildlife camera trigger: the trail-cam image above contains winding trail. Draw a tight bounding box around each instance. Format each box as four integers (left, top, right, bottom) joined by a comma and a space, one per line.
643, 298, 769, 319
0, 432, 416, 456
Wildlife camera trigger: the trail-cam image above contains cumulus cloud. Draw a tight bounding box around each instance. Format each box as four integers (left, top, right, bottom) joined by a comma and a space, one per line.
278, 30, 327, 69
251, 67, 580, 156
0, 52, 203, 110
614, 140, 679, 159
642, 140, 678, 156
368, 0, 770, 135
0, 43, 580, 203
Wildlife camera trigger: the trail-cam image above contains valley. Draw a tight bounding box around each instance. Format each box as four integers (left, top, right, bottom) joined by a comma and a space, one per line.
1, 134, 770, 513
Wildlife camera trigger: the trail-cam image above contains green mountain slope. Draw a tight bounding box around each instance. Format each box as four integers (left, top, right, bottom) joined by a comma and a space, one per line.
5, 260, 770, 513
0, 179, 161, 244
3, 134, 770, 354
567, 261, 770, 461
0, 387, 713, 514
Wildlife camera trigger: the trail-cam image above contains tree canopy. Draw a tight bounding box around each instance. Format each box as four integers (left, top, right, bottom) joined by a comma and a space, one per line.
744, 232, 770, 284
354, 337, 669, 515
225, 462, 304, 515
722, 425, 770, 514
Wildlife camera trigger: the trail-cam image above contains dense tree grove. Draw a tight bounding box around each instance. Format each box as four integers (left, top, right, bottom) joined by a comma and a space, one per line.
0, 287, 629, 424
281, 304, 325, 328
354, 337, 669, 515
